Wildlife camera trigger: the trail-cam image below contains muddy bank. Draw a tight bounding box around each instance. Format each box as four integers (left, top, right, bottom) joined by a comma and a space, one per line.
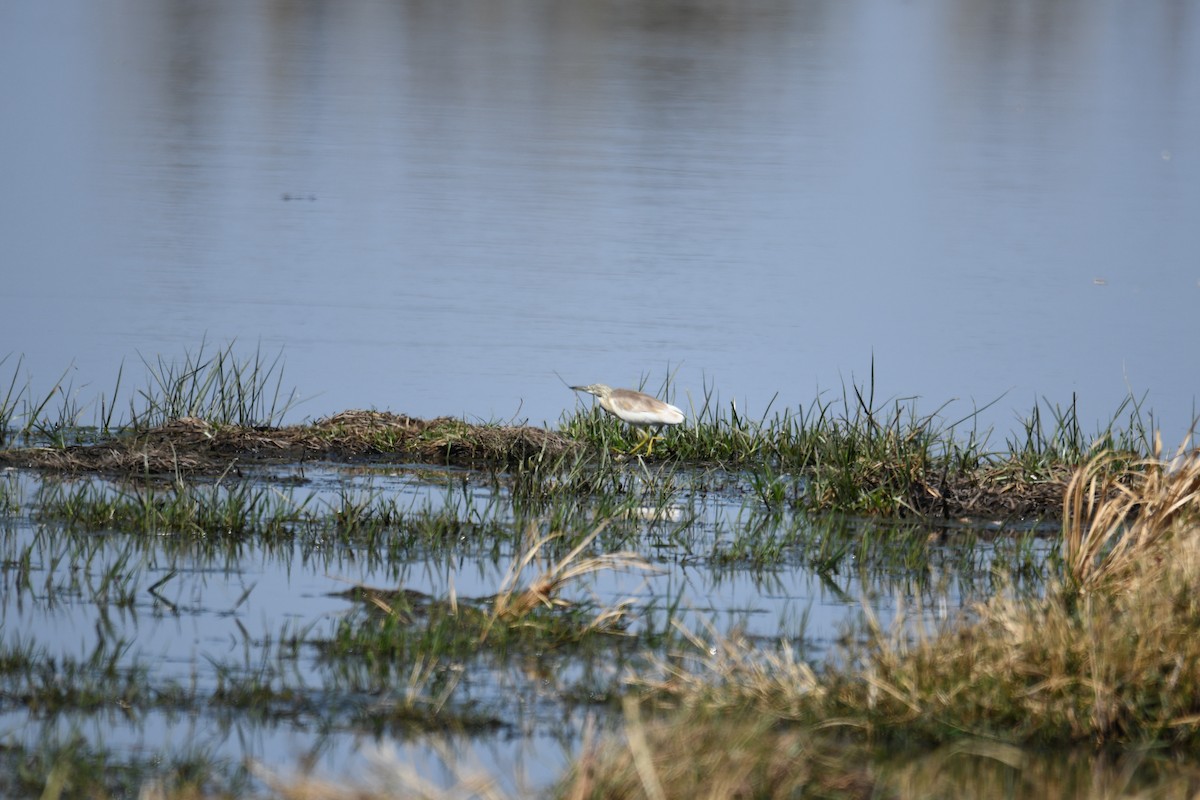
0, 411, 577, 474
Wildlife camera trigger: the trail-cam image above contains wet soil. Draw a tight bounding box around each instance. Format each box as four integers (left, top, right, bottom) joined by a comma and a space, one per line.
0, 411, 577, 474
909, 463, 1072, 522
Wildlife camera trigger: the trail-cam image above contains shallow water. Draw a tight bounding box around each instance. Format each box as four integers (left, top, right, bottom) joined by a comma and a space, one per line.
0, 461, 1042, 793
1, 0, 1198, 441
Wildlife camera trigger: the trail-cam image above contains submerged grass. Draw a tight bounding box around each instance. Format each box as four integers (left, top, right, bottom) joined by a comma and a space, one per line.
18, 469, 672, 574
34, 478, 300, 541
0, 507, 671, 794
0, 733, 237, 800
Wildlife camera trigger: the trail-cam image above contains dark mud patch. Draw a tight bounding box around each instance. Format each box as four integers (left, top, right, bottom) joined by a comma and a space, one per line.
0, 411, 578, 474
913, 464, 1071, 522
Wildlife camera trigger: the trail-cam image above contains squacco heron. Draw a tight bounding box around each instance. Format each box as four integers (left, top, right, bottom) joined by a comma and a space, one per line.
571, 384, 684, 455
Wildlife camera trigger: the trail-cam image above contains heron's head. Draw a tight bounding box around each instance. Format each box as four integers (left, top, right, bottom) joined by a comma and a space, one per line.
570, 383, 613, 399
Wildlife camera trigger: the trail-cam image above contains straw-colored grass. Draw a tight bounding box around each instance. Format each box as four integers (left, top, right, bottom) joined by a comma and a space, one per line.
250, 742, 513, 800
560, 704, 876, 800
1062, 434, 1200, 593
487, 522, 656, 628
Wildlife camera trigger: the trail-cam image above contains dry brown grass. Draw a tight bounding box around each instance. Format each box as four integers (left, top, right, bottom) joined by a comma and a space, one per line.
249, 742, 513, 800
810, 443, 1200, 748
558, 704, 876, 800
1062, 434, 1200, 593
486, 522, 657, 632
629, 620, 824, 720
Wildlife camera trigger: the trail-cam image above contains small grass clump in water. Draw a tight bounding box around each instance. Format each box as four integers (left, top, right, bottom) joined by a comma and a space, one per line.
0, 734, 234, 800
34, 478, 299, 543
313, 523, 663, 732
323, 524, 658, 667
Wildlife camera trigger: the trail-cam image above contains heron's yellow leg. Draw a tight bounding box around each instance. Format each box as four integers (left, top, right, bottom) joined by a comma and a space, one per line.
628, 429, 663, 457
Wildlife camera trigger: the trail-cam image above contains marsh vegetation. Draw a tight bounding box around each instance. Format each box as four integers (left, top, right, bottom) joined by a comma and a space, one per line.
0, 346, 1195, 798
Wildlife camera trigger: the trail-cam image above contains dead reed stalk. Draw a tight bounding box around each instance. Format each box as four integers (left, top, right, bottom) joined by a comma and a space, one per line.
1062, 434, 1200, 593
485, 522, 658, 633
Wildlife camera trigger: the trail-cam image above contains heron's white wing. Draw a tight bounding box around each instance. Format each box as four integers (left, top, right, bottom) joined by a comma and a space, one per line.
608, 390, 685, 426
624, 406, 683, 425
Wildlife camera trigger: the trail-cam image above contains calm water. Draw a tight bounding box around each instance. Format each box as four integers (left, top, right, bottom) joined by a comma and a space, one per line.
1, 0, 1197, 440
